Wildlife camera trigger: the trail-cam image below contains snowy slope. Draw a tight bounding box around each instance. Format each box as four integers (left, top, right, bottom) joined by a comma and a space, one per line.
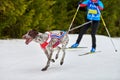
0, 34, 120, 80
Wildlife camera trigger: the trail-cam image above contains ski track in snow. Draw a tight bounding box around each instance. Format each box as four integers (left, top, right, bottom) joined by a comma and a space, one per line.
0, 34, 120, 80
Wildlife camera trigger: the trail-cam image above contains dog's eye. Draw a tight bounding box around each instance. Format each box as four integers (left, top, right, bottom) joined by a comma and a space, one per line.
40, 35, 43, 38
25, 34, 31, 38
38, 39, 41, 41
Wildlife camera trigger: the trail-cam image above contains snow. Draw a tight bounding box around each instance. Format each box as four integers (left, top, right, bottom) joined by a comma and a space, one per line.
0, 34, 120, 80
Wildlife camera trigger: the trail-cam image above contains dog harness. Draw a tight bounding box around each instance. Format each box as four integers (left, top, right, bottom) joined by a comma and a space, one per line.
40, 31, 66, 49
51, 31, 66, 48
40, 32, 51, 49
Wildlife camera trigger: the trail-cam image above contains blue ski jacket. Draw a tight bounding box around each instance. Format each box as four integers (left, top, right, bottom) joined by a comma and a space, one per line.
80, 0, 104, 21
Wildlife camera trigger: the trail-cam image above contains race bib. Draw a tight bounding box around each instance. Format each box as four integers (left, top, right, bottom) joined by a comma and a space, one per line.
88, 9, 97, 14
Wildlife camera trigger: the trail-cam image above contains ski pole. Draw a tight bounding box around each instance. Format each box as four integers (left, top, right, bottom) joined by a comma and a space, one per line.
68, 0, 82, 33
96, 7, 117, 52
100, 15, 117, 52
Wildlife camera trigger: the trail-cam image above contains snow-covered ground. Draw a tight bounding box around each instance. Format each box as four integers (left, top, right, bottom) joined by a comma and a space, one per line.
0, 34, 120, 80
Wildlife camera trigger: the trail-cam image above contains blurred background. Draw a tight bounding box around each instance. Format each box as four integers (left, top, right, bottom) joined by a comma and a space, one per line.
0, 0, 120, 38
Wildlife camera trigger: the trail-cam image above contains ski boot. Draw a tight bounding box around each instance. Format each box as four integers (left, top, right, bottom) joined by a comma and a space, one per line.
90, 48, 96, 53
71, 43, 79, 48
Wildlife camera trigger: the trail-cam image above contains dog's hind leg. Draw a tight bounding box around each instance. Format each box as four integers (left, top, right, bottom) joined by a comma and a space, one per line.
60, 47, 66, 65
55, 47, 61, 59
60, 39, 69, 65
41, 49, 53, 71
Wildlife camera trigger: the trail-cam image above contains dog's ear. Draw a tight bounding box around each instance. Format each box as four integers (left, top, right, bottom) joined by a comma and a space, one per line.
28, 29, 38, 38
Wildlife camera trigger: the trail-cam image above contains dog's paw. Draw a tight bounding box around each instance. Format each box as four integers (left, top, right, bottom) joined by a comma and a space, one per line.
55, 55, 58, 59
51, 59, 55, 63
60, 61, 63, 65
41, 68, 47, 71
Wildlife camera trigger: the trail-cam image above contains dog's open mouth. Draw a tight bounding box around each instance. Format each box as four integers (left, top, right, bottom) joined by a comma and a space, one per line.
22, 35, 33, 45
25, 38, 33, 45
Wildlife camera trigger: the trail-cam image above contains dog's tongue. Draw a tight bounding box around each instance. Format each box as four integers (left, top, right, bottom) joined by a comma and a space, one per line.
25, 40, 29, 45
25, 38, 33, 45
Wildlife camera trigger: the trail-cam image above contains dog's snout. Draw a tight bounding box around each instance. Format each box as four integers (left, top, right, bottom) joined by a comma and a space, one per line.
22, 35, 26, 39
22, 33, 31, 39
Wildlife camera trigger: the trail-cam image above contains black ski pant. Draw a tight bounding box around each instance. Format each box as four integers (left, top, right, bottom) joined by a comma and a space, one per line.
76, 20, 100, 49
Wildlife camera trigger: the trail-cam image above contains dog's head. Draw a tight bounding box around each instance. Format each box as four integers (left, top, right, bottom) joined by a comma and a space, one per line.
22, 29, 38, 45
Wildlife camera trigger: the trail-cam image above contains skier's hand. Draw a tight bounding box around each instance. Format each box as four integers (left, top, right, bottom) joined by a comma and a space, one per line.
94, 3, 99, 6
78, 1, 82, 5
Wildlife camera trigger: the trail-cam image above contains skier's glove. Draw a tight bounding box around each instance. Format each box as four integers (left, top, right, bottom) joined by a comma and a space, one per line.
78, 1, 82, 5
94, 3, 99, 6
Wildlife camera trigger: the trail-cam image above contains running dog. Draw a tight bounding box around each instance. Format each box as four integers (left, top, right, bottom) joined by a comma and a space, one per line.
22, 29, 69, 71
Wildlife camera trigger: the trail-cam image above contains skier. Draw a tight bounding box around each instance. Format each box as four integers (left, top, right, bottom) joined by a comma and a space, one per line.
71, 0, 104, 52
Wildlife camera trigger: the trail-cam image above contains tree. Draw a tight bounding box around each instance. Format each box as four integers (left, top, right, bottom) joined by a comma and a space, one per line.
0, 0, 120, 38
97, 0, 120, 37
0, 0, 30, 38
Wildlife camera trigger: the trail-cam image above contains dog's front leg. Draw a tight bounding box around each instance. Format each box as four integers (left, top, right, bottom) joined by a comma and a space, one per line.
44, 49, 55, 62
44, 49, 49, 59
41, 49, 53, 71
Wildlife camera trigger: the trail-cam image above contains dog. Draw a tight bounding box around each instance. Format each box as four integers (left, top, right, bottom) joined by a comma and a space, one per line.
22, 29, 69, 71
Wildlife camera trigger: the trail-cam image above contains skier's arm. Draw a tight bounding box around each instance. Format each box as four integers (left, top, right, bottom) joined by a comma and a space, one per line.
79, 0, 89, 7
97, 1, 104, 10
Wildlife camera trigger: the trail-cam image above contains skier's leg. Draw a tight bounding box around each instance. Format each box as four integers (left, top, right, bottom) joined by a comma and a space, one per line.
91, 21, 100, 52
71, 20, 91, 48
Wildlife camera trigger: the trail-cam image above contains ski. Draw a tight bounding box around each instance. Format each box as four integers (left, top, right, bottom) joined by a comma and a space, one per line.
66, 46, 87, 49
78, 51, 101, 56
